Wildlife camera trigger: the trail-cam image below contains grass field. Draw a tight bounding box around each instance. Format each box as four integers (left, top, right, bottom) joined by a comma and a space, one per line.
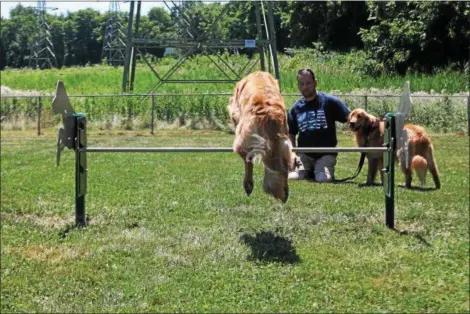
1, 129, 468, 312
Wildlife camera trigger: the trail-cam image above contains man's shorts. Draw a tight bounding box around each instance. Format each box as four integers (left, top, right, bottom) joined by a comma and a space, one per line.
288, 153, 337, 182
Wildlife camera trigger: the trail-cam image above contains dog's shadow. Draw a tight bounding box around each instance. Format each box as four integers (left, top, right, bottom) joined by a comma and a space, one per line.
398, 184, 438, 192
240, 231, 301, 264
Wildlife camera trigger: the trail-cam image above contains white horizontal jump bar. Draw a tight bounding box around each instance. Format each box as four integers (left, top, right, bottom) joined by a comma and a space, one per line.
83, 147, 389, 153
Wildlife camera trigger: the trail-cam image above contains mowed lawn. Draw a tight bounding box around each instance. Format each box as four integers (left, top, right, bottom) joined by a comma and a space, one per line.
1, 129, 468, 313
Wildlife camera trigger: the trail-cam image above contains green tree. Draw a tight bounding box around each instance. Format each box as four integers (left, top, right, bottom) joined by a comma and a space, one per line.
360, 1, 470, 75
50, 17, 65, 68
278, 1, 369, 51
65, 9, 102, 65
2, 5, 36, 68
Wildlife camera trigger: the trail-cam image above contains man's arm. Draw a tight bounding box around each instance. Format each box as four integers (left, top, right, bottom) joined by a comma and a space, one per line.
330, 95, 351, 123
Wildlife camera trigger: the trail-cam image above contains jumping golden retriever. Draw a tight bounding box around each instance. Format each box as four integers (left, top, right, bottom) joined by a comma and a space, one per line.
347, 108, 440, 189
228, 71, 294, 202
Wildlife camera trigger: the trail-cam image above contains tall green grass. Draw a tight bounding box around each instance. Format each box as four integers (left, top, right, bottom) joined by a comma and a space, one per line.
1, 51, 468, 132
1, 93, 467, 133
1, 52, 467, 94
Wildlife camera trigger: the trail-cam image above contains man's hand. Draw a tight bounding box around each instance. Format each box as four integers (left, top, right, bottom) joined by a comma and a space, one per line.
289, 153, 302, 171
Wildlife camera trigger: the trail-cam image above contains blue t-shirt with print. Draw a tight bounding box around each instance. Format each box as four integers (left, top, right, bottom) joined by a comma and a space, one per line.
288, 92, 351, 158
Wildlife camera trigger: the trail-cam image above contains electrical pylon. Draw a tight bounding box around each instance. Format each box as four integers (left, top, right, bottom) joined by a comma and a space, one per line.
28, 0, 58, 69
101, 0, 127, 66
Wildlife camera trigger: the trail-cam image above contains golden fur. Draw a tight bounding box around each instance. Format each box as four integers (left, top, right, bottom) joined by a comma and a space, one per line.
399, 123, 440, 189
228, 71, 294, 202
347, 108, 440, 188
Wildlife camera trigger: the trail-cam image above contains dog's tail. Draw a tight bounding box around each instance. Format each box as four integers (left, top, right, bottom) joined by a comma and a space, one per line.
245, 133, 268, 164
411, 155, 427, 187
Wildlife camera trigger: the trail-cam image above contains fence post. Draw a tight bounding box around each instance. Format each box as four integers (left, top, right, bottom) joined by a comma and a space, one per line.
364, 95, 368, 111
151, 94, 155, 135
467, 94, 469, 136
37, 96, 42, 136
75, 113, 87, 227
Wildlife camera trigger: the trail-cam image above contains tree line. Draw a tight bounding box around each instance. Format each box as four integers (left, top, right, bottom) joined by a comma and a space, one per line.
1, 1, 469, 76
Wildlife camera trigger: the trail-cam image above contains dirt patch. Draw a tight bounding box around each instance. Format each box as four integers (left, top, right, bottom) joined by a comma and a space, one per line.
4, 244, 90, 263
2, 212, 70, 229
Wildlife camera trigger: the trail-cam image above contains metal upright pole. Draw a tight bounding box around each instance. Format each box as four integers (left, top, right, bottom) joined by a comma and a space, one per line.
122, 1, 135, 93
267, 1, 280, 86
383, 113, 396, 229
75, 114, 87, 226
129, 0, 141, 92
255, 1, 266, 71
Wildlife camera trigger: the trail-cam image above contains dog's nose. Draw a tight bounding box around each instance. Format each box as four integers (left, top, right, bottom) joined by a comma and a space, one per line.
349, 122, 356, 128
282, 186, 289, 203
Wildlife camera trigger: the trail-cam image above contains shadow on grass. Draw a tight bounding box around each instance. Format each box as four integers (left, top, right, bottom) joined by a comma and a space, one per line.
398, 184, 439, 192
240, 231, 301, 264
392, 228, 432, 247
330, 180, 358, 185
357, 182, 383, 188
299, 177, 358, 185
58, 215, 91, 238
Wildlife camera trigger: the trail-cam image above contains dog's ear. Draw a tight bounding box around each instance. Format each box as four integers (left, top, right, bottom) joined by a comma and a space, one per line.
360, 110, 370, 121
365, 112, 378, 126
360, 111, 367, 123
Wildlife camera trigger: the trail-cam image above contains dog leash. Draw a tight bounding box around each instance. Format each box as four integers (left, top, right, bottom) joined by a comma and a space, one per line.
333, 152, 366, 183
333, 120, 379, 183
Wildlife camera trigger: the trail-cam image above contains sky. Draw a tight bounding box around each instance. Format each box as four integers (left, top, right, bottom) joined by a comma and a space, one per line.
0, 1, 168, 18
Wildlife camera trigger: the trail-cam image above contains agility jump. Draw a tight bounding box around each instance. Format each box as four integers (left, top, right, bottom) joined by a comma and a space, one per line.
53, 81, 405, 229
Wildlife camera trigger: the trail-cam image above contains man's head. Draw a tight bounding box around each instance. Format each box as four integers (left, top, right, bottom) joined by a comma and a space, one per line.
297, 68, 317, 101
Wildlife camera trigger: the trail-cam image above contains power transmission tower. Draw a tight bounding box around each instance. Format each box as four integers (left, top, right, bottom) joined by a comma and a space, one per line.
122, 0, 279, 95
101, 0, 127, 66
28, 0, 58, 69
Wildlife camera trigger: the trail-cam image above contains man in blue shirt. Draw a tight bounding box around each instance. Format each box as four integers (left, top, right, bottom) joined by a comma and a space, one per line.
288, 68, 351, 182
